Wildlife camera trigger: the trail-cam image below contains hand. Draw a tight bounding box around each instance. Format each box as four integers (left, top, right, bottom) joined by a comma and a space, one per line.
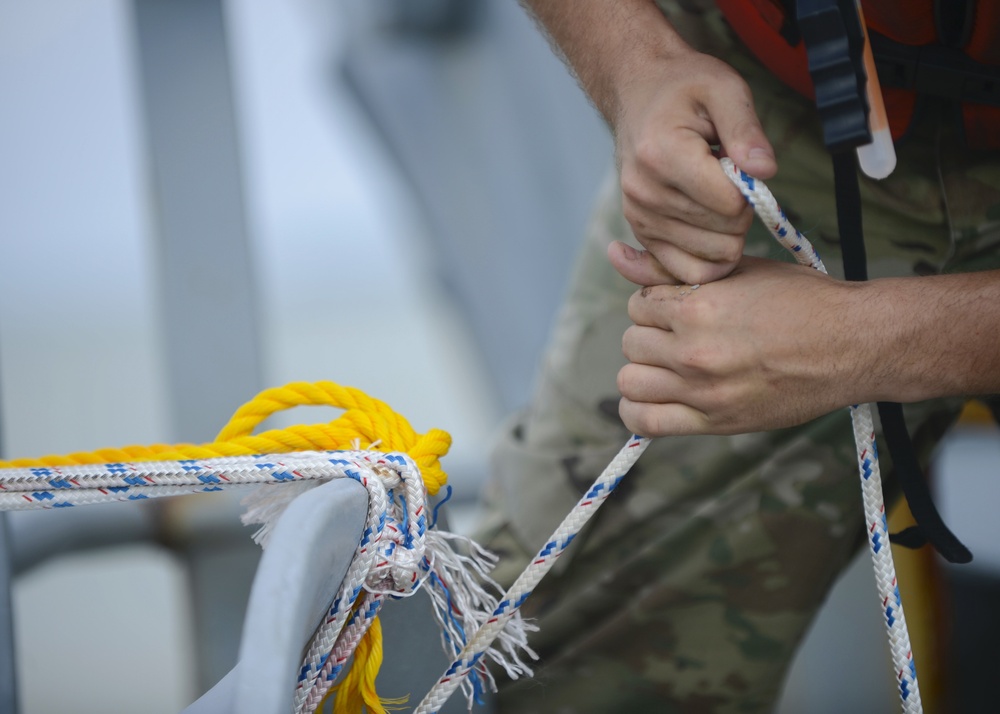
615, 50, 776, 285
614, 256, 874, 436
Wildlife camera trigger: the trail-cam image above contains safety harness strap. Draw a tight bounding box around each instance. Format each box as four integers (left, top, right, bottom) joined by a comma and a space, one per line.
804, 0, 973, 563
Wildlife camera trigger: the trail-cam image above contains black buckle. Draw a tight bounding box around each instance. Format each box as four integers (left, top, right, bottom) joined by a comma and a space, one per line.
796, 0, 871, 152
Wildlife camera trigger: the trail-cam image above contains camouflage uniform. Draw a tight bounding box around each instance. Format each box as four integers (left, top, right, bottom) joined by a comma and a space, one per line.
476, 1, 1000, 712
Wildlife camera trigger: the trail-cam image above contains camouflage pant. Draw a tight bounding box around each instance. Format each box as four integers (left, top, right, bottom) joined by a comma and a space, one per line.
476, 2, 1000, 713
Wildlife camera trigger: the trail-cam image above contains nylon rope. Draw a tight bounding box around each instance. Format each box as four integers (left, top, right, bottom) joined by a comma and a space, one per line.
0, 161, 922, 713
411, 158, 921, 713
717, 157, 921, 713
0, 381, 467, 714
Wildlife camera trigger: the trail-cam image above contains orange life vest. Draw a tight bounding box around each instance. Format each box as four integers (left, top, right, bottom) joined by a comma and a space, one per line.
715, 0, 1000, 148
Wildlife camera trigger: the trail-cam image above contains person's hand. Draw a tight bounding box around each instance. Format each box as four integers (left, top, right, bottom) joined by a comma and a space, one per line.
614, 50, 776, 285
611, 256, 876, 436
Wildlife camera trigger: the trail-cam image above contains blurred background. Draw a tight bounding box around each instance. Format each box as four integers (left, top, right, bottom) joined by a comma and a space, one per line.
0, 1, 996, 712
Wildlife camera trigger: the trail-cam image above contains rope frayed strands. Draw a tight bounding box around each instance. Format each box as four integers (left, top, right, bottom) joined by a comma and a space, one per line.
413, 434, 649, 713
719, 157, 921, 714
0, 381, 537, 713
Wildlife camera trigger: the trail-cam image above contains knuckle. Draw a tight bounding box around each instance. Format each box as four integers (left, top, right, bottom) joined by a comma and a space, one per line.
629, 286, 662, 316
677, 343, 705, 370
682, 341, 726, 377
734, 205, 754, 231
718, 71, 754, 105
674, 298, 713, 333
621, 202, 647, 233
627, 290, 644, 317
616, 365, 632, 396
620, 326, 638, 358
692, 261, 734, 284
719, 191, 750, 219
632, 138, 665, 175
619, 168, 645, 204
717, 237, 745, 265
678, 263, 716, 286
633, 409, 666, 438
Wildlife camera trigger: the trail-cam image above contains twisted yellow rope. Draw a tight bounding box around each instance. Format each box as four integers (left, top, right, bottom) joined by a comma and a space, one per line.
326, 616, 409, 714
0, 380, 451, 712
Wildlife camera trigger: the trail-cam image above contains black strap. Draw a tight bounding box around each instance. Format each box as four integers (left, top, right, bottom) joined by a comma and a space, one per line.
877, 401, 972, 563
832, 151, 867, 281
833, 151, 972, 564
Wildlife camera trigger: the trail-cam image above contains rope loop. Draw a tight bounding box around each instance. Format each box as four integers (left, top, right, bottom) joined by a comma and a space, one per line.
216, 381, 451, 496
0, 380, 451, 497
0, 380, 456, 714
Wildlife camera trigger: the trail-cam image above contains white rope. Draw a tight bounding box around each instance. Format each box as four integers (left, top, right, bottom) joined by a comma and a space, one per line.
0, 451, 537, 713
0, 454, 349, 510
415, 434, 648, 713
719, 157, 921, 714
0, 162, 922, 713
413, 159, 922, 714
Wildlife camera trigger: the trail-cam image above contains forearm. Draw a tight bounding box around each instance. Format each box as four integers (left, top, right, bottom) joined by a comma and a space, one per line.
519, 0, 692, 125
858, 269, 1000, 404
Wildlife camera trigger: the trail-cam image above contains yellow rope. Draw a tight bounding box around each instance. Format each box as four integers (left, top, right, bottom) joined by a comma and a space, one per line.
324, 615, 410, 714
0, 380, 451, 712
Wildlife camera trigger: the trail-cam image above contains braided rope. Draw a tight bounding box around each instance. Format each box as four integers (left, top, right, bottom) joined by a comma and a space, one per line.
719, 157, 921, 714
0, 166, 923, 712
292, 453, 430, 714
0, 382, 456, 714
413, 435, 649, 713
413, 158, 921, 714
0, 449, 429, 709
0, 381, 451, 498
0, 383, 541, 714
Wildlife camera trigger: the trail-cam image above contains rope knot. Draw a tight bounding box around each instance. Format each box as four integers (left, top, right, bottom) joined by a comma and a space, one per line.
360, 454, 431, 598
0, 380, 542, 714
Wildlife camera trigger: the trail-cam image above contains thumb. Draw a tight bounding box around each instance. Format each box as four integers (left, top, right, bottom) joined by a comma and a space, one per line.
707, 88, 776, 179
607, 241, 680, 287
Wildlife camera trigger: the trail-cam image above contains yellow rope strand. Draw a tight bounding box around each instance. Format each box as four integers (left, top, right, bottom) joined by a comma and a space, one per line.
0, 380, 450, 712
326, 615, 409, 714
0, 381, 450, 496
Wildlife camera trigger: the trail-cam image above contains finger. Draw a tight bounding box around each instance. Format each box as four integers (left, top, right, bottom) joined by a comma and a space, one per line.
641, 239, 739, 285
627, 287, 675, 331
621, 324, 676, 364
616, 361, 685, 403
618, 396, 708, 437
623, 166, 753, 236
703, 79, 777, 180
664, 129, 753, 222
628, 286, 691, 331
607, 241, 680, 287
625, 205, 748, 264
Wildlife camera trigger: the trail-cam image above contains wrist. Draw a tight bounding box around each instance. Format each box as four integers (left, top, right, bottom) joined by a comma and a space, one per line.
604, 10, 697, 129
842, 271, 1000, 405
524, 0, 692, 126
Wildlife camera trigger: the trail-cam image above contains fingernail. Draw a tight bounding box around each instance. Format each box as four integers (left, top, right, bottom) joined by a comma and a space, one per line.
619, 242, 639, 260
748, 147, 773, 161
